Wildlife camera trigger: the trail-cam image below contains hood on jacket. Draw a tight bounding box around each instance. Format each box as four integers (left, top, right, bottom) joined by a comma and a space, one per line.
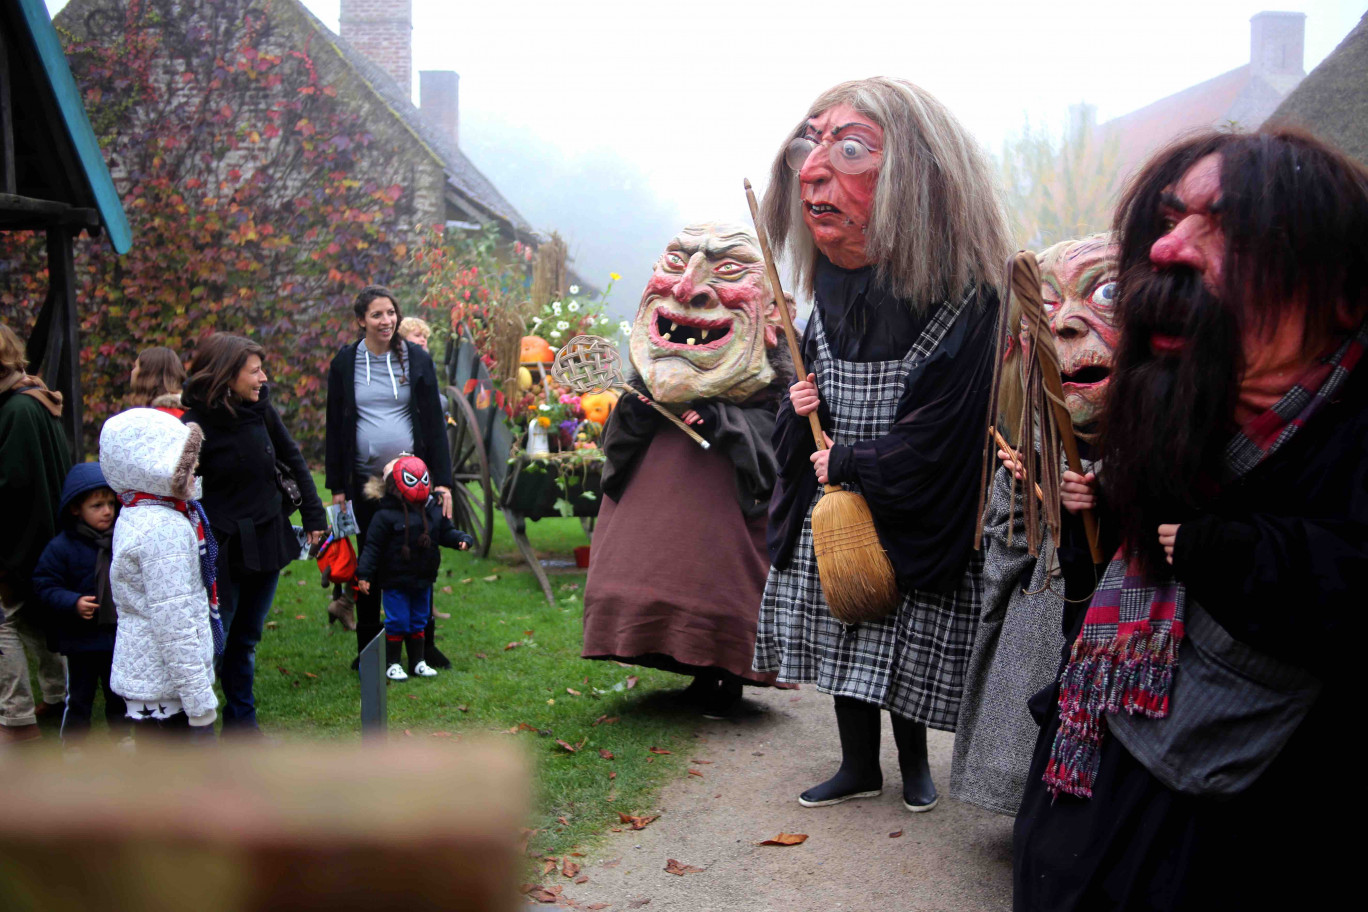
99, 408, 203, 500
150, 392, 184, 411
58, 462, 113, 518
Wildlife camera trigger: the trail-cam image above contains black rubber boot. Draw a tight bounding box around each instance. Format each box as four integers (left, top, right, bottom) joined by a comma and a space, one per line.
891, 713, 939, 812
385, 636, 403, 669
408, 635, 436, 677
798, 696, 883, 807
425, 615, 451, 669
700, 674, 743, 720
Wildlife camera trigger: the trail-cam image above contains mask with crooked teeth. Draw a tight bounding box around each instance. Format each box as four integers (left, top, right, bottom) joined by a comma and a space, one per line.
629, 222, 790, 406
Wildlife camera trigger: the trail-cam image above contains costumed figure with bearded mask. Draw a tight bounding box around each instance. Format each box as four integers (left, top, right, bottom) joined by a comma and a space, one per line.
950, 234, 1119, 816
752, 78, 1011, 813
1013, 129, 1368, 910
581, 222, 793, 718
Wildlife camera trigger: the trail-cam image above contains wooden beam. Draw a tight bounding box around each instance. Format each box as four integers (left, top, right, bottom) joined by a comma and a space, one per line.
0, 29, 15, 195
0, 192, 101, 227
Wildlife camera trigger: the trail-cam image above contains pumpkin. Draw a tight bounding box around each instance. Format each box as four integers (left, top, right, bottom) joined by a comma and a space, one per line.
581, 390, 619, 425
520, 335, 555, 364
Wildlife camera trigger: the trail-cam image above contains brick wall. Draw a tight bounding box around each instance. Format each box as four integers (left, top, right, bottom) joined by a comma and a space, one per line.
420, 70, 459, 149
339, 0, 413, 99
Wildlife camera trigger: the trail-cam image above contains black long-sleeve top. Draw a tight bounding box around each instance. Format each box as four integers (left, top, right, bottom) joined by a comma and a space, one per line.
768, 261, 1001, 594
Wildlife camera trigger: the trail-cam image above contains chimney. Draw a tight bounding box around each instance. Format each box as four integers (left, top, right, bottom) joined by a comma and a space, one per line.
339, 0, 413, 99
421, 70, 460, 148
1249, 11, 1306, 77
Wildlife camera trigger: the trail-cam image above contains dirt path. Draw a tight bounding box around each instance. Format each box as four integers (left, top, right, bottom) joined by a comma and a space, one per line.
534, 687, 1014, 911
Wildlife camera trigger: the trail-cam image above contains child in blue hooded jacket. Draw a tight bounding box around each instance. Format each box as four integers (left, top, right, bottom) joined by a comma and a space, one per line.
31, 462, 128, 743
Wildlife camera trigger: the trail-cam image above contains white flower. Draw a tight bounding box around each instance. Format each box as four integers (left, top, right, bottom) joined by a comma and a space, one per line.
550, 330, 562, 339
567, 301, 580, 312
569, 285, 580, 295
538, 403, 552, 411
618, 321, 632, 335
556, 320, 570, 330
600, 316, 610, 325
551, 301, 562, 315
531, 316, 542, 327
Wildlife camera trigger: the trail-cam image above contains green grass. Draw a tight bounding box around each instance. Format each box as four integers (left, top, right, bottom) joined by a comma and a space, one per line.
251, 475, 699, 859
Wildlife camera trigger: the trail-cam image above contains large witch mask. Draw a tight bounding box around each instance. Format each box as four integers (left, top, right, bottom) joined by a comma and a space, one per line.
629, 222, 786, 405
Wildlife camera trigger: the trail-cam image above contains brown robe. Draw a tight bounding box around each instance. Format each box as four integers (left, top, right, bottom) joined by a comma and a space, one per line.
581, 429, 778, 684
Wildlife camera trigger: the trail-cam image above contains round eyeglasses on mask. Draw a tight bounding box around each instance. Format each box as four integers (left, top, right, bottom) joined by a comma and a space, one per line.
784, 136, 880, 175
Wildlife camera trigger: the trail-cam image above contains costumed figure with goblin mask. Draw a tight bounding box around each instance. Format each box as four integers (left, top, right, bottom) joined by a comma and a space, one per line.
752, 77, 1011, 813
581, 222, 793, 718
950, 234, 1119, 816
1013, 130, 1368, 910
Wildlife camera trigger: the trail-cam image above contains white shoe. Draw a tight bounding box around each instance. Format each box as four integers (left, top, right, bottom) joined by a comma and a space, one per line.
386, 663, 409, 681
412, 661, 439, 677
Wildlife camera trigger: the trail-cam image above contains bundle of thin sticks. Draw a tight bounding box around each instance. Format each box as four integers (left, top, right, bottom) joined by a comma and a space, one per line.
976, 252, 1100, 561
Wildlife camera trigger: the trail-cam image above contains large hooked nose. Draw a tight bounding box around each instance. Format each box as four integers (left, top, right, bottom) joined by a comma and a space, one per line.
1051, 303, 1094, 342
798, 142, 831, 186
671, 252, 718, 308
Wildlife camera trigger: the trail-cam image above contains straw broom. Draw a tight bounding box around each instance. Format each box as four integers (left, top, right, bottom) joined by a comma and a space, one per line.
744, 179, 900, 623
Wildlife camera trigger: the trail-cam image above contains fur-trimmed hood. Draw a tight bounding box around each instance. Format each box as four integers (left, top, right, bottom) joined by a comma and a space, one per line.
99, 408, 203, 500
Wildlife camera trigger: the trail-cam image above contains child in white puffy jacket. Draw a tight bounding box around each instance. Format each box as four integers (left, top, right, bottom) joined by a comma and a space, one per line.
100, 408, 222, 741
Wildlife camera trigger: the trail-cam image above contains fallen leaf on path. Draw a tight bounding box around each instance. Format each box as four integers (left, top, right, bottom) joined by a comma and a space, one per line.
586, 904, 610, 910
304, 672, 317, 678
617, 812, 659, 830
626, 675, 639, 689
506, 722, 537, 734
440, 585, 453, 594
628, 900, 651, 908
482, 574, 499, 582
562, 858, 581, 878
575, 875, 589, 884
609, 771, 617, 779
294, 613, 306, 619
599, 748, 614, 760
557, 816, 569, 826
687, 769, 703, 778
690, 759, 713, 764
592, 715, 619, 726
542, 860, 556, 876
756, 832, 808, 846
556, 739, 578, 753
664, 859, 704, 876
525, 630, 535, 636
457, 704, 469, 713
403, 729, 412, 736
613, 661, 634, 668
523, 885, 558, 903
889, 830, 904, 838
601, 858, 621, 867
547, 885, 563, 895
505, 641, 522, 651
430, 731, 453, 738
406, 694, 418, 700
567, 688, 582, 696
648, 746, 671, 755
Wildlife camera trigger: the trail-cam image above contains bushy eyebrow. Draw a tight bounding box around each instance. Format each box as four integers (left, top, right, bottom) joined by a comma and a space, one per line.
1159, 191, 1186, 212
803, 121, 876, 138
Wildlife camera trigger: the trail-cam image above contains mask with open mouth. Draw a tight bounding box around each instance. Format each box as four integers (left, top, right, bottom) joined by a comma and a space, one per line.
629, 222, 788, 405
1021, 235, 1120, 430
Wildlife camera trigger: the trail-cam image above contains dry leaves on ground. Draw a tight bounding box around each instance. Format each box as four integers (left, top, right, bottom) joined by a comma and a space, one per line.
756, 832, 809, 846
647, 746, 671, 755
506, 722, 538, 734
592, 715, 620, 726
626, 675, 639, 689
690, 759, 713, 764
687, 769, 704, 778
521, 885, 558, 903
617, 812, 659, 830
664, 859, 705, 876
889, 830, 904, 838
562, 858, 581, 878
599, 748, 615, 760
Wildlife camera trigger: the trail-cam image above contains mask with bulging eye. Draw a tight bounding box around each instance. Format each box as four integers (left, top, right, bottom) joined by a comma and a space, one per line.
629, 222, 788, 405
390, 454, 431, 504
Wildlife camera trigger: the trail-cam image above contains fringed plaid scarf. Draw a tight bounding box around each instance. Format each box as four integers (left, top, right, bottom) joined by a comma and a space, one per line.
119, 491, 225, 656
1044, 323, 1368, 798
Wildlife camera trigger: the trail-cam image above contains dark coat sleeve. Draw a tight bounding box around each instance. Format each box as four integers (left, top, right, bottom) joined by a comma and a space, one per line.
410, 345, 453, 491
325, 347, 351, 496
434, 514, 475, 550
692, 400, 780, 518
266, 403, 327, 532
356, 512, 389, 583
768, 322, 831, 569
31, 537, 84, 616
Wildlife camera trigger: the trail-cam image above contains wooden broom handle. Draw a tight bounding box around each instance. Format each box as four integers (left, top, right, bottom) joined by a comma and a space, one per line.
989, 426, 1044, 504
744, 179, 827, 456
1010, 252, 1103, 563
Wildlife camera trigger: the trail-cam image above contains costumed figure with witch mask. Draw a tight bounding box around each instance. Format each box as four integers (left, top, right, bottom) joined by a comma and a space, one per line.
752, 77, 1011, 813
1013, 128, 1368, 910
951, 234, 1120, 815
581, 222, 793, 718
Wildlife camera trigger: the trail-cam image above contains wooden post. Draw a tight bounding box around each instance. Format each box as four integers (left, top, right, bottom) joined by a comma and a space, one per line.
358, 630, 387, 738
0, 29, 16, 195
37, 228, 82, 457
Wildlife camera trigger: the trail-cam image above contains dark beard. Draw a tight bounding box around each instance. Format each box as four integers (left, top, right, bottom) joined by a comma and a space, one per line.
1099, 266, 1242, 575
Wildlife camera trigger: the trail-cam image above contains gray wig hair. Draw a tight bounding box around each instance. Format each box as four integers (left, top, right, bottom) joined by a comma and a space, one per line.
761, 77, 1012, 307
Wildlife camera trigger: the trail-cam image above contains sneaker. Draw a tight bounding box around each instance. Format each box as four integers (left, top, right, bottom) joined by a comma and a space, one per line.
385, 663, 409, 681
411, 660, 439, 677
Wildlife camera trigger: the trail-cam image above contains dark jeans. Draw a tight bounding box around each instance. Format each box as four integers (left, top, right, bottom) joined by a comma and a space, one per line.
62, 650, 128, 742
217, 565, 280, 732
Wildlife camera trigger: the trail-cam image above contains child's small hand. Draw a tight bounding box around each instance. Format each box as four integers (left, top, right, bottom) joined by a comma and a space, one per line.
356, 580, 370, 595
457, 541, 470, 551
76, 595, 98, 619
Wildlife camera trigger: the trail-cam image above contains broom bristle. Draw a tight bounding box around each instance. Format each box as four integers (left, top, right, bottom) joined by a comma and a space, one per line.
812, 491, 900, 624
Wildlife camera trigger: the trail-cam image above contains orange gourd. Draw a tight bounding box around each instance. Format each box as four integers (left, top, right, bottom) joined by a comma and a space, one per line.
520, 335, 555, 364
581, 390, 619, 424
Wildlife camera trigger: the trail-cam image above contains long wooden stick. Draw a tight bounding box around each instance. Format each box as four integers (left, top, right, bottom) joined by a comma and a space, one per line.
1010, 252, 1102, 562
744, 179, 830, 463
989, 426, 1044, 504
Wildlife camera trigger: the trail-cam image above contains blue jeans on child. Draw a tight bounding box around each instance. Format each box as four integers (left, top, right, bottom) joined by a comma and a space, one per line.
382, 588, 432, 636
217, 566, 281, 732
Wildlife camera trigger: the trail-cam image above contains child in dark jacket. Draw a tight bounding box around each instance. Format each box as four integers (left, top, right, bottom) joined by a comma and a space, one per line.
31, 463, 128, 743
356, 455, 473, 681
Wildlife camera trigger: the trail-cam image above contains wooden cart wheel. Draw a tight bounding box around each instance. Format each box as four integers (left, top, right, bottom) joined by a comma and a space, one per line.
445, 387, 494, 558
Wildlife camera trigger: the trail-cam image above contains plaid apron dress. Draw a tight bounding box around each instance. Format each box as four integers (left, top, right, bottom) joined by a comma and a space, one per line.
754, 298, 983, 730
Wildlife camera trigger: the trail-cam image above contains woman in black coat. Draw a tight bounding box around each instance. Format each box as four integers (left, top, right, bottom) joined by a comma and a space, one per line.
325, 286, 454, 667
182, 333, 326, 735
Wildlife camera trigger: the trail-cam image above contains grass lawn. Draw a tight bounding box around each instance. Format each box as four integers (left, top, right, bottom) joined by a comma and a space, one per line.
253, 475, 700, 859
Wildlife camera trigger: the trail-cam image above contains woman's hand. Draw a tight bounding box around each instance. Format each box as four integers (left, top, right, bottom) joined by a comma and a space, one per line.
682, 409, 703, 426
331, 492, 347, 507
1158, 523, 1181, 565
434, 486, 453, 521
1060, 470, 1097, 514
790, 373, 820, 417
306, 529, 326, 546
997, 447, 1025, 480
356, 580, 370, 595
809, 432, 836, 484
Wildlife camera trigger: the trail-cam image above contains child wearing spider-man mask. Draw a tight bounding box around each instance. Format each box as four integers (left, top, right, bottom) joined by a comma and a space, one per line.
356, 455, 473, 680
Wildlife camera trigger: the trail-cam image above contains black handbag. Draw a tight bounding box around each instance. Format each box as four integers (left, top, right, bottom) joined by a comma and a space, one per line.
275, 458, 303, 508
